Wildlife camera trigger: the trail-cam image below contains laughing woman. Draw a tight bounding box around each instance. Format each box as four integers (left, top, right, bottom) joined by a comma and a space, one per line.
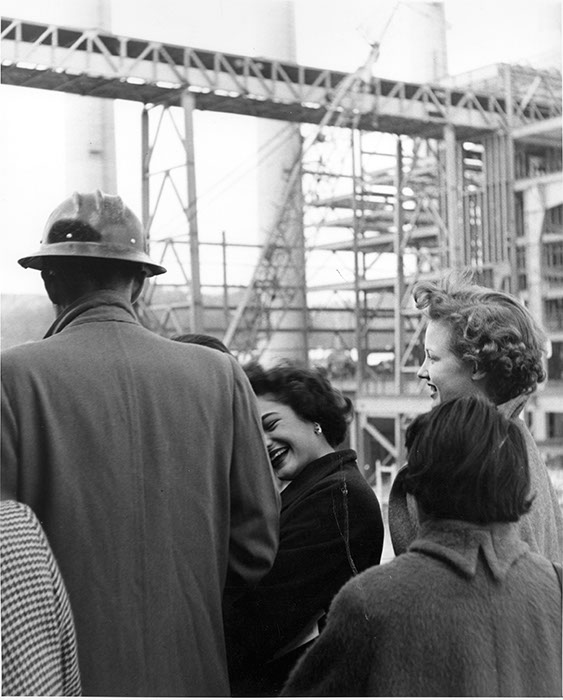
224, 361, 384, 697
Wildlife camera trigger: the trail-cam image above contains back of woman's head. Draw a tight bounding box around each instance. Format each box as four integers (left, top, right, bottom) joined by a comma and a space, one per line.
404, 395, 533, 524
413, 270, 546, 404
244, 360, 353, 447
171, 333, 230, 354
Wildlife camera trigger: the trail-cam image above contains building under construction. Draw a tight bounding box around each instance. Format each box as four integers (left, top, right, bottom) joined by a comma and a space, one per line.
2, 10, 562, 504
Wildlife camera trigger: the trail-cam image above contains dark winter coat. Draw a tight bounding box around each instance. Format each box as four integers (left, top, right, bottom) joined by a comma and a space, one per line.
281, 519, 563, 697
1, 291, 280, 696
389, 394, 563, 562
225, 449, 384, 696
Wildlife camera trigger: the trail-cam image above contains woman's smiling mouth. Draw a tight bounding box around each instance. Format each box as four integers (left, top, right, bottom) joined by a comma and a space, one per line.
268, 446, 289, 470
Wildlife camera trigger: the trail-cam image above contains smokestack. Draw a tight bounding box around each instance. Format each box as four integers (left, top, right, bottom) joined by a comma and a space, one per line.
63, 0, 117, 194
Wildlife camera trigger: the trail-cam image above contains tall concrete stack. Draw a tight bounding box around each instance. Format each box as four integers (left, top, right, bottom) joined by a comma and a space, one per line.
61, 0, 117, 194
253, 1, 307, 365
373, 1, 447, 82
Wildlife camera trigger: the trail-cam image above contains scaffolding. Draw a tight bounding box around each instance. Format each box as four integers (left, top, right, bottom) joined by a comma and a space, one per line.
2, 17, 562, 493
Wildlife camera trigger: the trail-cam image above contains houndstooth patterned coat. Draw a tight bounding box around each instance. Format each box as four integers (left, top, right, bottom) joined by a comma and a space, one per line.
1, 500, 81, 696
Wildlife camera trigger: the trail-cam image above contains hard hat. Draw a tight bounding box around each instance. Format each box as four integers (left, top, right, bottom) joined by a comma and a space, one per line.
18, 190, 166, 276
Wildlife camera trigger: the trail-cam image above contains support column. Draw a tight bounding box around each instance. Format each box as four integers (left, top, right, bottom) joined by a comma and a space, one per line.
137, 105, 157, 318
504, 136, 519, 294
524, 185, 546, 328
352, 126, 365, 468
295, 150, 310, 366
221, 231, 230, 331
141, 107, 150, 230
394, 135, 405, 469
352, 127, 364, 390
502, 65, 519, 292
182, 90, 204, 333
444, 123, 462, 269
394, 135, 404, 394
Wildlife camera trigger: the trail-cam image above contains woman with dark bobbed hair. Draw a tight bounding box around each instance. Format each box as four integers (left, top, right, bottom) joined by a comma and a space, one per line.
171, 332, 230, 354
225, 361, 384, 696
389, 270, 563, 561
281, 396, 562, 697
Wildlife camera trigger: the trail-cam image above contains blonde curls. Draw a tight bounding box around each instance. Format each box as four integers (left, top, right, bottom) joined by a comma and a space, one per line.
414, 271, 547, 404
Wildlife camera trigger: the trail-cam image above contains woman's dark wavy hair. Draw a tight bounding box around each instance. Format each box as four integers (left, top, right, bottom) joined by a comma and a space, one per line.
413, 270, 546, 405
243, 360, 353, 448
404, 395, 533, 524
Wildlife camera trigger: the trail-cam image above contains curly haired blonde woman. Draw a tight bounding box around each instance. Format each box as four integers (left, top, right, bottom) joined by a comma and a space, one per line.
389, 271, 563, 562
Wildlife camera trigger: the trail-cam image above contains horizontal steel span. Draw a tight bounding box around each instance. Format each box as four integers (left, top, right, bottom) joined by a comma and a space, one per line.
2, 16, 556, 137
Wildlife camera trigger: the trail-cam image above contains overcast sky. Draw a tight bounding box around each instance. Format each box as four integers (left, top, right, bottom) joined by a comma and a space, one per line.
1, 0, 561, 294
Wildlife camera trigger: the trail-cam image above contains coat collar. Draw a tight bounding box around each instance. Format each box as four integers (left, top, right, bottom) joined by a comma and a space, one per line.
281, 449, 357, 508
410, 519, 530, 580
498, 394, 528, 419
44, 290, 138, 338
389, 392, 531, 557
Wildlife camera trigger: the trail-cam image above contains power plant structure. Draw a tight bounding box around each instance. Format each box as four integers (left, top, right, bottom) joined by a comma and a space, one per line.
2, 8, 562, 503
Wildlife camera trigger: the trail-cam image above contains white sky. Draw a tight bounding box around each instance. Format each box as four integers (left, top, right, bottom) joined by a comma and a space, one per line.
0, 0, 561, 294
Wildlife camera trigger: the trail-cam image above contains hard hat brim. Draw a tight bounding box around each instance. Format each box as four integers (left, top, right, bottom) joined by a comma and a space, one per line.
18, 242, 166, 277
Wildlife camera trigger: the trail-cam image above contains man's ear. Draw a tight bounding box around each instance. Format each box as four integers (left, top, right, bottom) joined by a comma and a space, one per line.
130, 272, 146, 304
41, 269, 61, 305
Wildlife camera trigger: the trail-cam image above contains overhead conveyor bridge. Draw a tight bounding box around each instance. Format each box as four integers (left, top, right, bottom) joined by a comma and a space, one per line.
2, 16, 555, 137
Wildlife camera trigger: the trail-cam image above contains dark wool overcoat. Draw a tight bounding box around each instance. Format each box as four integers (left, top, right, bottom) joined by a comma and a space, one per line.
281, 519, 563, 697
226, 449, 384, 695
1, 291, 280, 697
389, 394, 563, 562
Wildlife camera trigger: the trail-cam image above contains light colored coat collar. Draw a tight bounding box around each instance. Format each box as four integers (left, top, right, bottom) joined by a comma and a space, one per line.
410, 519, 529, 580
498, 394, 528, 420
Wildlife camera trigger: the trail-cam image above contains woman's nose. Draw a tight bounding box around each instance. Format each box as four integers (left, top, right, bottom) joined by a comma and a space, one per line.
417, 360, 428, 379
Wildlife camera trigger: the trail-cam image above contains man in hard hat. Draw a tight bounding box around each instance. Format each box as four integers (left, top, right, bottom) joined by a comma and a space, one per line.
1, 191, 280, 696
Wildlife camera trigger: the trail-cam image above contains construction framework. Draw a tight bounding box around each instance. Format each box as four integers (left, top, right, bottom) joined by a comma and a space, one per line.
2, 17, 562, 496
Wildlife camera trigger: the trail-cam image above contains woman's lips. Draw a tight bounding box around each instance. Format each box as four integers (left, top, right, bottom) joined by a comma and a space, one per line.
269, 446, 289, 470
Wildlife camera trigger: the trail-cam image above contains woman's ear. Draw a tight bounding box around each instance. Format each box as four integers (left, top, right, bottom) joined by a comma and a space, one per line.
472, 366, 487, 381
